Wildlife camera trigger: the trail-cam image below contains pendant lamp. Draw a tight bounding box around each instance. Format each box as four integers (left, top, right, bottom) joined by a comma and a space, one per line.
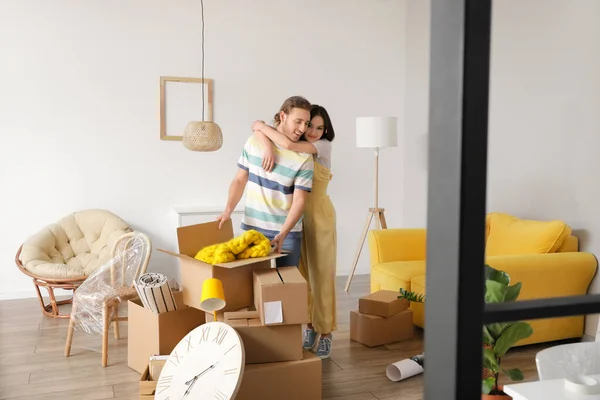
183, 0, 223, 152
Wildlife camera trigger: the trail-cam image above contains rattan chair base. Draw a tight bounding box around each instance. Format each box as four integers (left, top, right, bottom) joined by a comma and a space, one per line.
15, 246, 86, 319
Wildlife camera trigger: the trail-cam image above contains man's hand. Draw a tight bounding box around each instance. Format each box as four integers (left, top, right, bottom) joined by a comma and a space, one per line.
216, 210, 231, 229
262, 145, 275, 172
270, 232, 286, 254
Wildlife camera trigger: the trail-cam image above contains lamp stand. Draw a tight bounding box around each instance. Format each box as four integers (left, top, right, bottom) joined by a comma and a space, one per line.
345, 148, 388, 292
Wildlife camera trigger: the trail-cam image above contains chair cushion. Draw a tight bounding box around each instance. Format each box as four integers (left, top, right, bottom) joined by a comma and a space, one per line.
19, 209, 131, 280
485, 212, 572, 256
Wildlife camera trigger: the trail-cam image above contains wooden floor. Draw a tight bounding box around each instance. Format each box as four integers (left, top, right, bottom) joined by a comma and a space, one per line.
0, 275, 548, 400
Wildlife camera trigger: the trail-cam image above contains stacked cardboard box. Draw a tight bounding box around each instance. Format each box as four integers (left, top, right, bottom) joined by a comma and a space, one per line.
350, 290, 414, 347
153, 220, 322, 400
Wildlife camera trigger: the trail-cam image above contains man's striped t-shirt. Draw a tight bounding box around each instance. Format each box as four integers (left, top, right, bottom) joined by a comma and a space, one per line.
237, 135, 314, 238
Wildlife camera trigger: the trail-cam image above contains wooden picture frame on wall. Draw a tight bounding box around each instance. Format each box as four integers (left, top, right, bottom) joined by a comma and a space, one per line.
160, 76, 214, 141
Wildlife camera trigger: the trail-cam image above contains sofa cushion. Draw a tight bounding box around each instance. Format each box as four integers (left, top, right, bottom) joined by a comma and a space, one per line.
372, 260, 425, 289
486, 213, 572, 256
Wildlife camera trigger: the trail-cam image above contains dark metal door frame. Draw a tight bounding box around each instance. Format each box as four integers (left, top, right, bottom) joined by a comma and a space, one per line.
424, 1, 600, 398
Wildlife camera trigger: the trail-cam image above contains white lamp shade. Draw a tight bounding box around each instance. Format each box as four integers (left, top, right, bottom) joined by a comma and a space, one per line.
356, 116, 398, 149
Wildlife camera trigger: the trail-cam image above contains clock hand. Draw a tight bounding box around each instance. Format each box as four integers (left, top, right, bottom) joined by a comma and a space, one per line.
182, 377, 198, 398
184, 361, 220, 386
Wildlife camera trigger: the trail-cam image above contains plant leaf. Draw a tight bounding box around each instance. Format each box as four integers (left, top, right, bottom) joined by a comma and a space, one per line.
482, 377, 495, 394
502, 368, 524, 381
485, 280, 507, 303
485, 264, 510, 286
494, 322, 534, 357
486, 322, 509, 338
482, 326, 494, 346
398, 288, 425, 303
483, 347, 498, 371
504, 282, 522, 302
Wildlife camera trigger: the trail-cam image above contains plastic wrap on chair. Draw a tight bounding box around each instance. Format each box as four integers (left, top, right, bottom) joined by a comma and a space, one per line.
70, 233, 149, 334
536, 342, 600, 381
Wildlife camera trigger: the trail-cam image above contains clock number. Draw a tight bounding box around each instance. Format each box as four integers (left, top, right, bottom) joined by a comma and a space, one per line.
185, 335, 193, 352
157, 375, 173, 394
224, 367, 238, 375
215, 390, 228, 400
213, 326, 228, 345
200, 326, 210, 343
224, 344, 237, 355
169, 351, 180, 367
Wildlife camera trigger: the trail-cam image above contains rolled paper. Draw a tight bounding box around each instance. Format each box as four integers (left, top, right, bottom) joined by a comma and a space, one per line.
133, 272, 178, 314
386, 358, 425, 382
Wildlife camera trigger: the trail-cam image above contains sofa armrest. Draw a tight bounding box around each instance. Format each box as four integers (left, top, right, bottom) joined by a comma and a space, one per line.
367, 228, 427, 266
486, 252, 598, 300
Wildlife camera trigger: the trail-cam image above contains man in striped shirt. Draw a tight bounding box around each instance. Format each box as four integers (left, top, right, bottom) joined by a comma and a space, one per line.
218, 96, 314, 267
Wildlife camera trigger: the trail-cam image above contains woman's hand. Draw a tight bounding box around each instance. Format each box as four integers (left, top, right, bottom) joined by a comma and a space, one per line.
252, 120, 266, 132
262, 144, 275, 172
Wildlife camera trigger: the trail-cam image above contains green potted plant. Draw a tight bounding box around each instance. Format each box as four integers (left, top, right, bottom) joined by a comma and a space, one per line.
398, 264, 533, 399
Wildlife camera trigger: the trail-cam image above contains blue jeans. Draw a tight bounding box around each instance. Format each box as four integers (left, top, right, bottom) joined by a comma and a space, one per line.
276, 234, 302, 268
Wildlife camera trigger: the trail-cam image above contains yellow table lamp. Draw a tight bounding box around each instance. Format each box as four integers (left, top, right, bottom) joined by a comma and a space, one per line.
200, 278, 226, 321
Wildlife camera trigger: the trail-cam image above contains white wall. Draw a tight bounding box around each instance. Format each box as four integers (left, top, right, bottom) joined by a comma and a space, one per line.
401, 0, 429, 228
0, 0, 406, 299
402, 0, 600, 336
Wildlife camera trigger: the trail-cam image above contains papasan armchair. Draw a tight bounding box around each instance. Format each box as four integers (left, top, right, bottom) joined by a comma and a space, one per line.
15, 209, 133, 319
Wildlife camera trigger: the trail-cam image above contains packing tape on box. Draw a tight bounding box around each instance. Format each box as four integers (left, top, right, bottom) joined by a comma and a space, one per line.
133, 272, 178, 314
386, 355, 424, 382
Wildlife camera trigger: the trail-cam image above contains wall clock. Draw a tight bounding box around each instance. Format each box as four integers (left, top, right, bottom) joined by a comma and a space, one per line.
154, 321, 245, 400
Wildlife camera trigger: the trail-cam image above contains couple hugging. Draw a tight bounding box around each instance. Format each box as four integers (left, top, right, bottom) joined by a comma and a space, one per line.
216, 95, 338, 359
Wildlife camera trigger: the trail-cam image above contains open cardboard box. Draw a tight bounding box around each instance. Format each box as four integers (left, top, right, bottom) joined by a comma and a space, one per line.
128, 291, 205, 374
139, 359, 166, 399
158, 219, 285, 312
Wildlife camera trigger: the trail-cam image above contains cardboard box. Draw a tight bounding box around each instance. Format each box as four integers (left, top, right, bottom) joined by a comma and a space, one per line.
128, 291, 206, 374
139, 359, 166, 399
225, 310, 259, 320
235, 350, 322, 400
358, 290, 409, 318
253, 266, 308, 325
206, 311, 303, 364
159, 219, 284, 312
350, 308, 414, 347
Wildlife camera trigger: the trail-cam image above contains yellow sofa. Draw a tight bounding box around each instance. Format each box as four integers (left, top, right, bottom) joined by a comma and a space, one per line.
367, 213, 598, 346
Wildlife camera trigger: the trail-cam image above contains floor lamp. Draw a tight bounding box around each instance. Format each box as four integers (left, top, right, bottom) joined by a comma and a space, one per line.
345, 116, 398, 292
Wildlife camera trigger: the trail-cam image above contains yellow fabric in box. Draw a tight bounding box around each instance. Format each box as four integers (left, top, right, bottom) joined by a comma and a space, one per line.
194, 230, 271, 265
486, 213, 572, 256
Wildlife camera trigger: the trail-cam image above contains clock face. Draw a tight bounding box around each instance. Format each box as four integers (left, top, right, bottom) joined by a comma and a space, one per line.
154, 321, 245, 400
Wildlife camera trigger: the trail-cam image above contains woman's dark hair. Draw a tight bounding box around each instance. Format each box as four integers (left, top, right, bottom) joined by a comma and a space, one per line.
308, 104, 335, 142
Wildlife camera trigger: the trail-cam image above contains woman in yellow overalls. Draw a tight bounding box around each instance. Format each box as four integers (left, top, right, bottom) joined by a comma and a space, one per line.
252, 105, 337, 359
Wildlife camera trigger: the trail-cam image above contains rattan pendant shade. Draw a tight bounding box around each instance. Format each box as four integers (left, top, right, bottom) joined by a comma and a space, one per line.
183, 121, 223, 151
183, 0, 223, 152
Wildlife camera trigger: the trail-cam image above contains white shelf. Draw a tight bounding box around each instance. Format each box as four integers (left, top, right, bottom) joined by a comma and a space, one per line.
171, 205, 244, 229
